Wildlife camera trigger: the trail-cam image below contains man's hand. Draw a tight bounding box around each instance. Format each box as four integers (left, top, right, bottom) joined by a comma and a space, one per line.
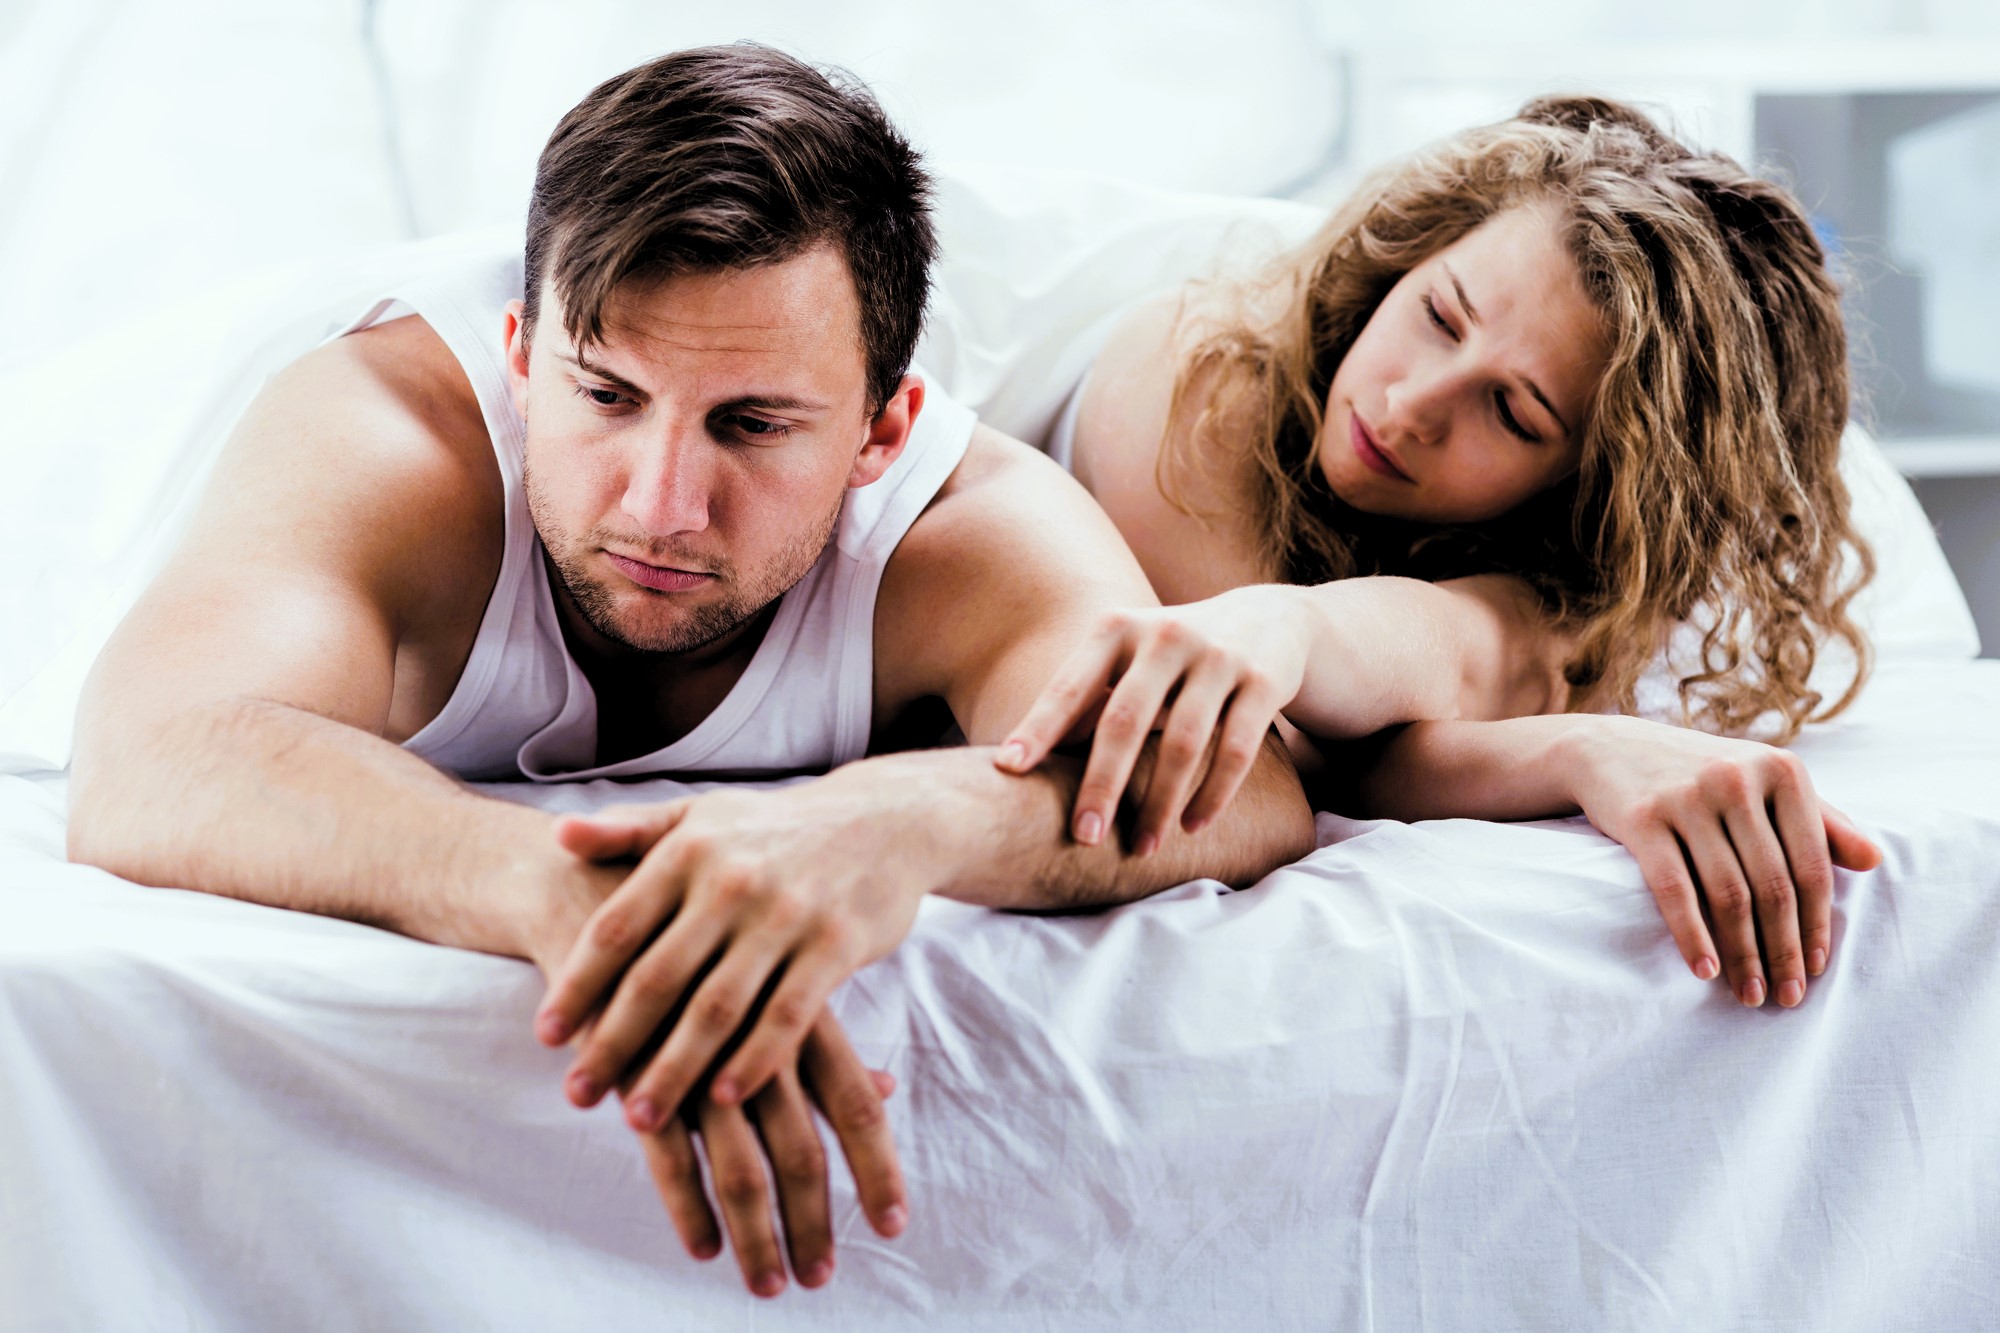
637, 1012, 908, 1298
517, 846, 912, 1295
533, 784, 942, 1133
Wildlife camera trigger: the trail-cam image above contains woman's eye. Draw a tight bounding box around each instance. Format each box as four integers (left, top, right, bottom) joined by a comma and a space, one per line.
1495, 392, 1539, 443
1424, 294, 1458, 340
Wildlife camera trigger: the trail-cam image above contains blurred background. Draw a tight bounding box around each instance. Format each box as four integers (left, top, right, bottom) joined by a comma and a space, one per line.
2, 0, 1996, 651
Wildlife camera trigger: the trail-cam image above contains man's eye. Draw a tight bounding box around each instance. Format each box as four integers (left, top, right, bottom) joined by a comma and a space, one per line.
727, 416, 793, 440
574, 383, 626, 409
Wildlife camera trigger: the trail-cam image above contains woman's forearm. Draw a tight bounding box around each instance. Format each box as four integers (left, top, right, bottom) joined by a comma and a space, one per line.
1354, 714, 1596, 821
1285, 575, 1562, 739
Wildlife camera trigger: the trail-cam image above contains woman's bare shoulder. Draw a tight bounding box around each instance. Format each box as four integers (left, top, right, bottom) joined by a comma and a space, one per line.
1070, 288, 1271, 603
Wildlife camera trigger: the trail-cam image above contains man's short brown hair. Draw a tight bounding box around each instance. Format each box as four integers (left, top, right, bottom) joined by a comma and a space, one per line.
524, 43, 936, 414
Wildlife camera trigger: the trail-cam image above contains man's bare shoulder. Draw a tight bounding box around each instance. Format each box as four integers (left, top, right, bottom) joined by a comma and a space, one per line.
898, 424, 1149, 582
273, 314, 497, 494
199, 314, 505, 625
88, 314, 513, 743
873, 424, 1157, 713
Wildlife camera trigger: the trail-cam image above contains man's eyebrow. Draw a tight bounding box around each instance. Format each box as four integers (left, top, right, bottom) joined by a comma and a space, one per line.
555, 354, 831, 414
557, 352, 645, 395
1443, 262, 1571, 437
717, 394, 833, 415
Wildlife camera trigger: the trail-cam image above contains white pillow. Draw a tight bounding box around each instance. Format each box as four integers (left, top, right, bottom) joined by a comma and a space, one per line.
371, 0, 1343, 236
1, 169, 1974, 772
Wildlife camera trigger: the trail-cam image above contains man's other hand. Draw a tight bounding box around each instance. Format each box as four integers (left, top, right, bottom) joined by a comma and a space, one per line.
636, 1011, 908, 1298
533, 784, 935, 1132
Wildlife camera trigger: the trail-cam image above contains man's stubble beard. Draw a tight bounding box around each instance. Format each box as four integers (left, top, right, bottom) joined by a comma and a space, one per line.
523, 458, 842, 656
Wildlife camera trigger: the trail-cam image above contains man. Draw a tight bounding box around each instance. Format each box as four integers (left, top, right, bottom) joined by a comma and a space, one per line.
66, 45, 1315, 1299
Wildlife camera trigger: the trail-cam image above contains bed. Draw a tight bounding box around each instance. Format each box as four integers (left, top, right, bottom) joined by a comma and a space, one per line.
8, 662, 2000, 1330
6, 11, 1999, 1332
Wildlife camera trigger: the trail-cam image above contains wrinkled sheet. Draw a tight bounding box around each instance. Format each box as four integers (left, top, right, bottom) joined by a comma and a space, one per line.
5, 656, 1998, 1331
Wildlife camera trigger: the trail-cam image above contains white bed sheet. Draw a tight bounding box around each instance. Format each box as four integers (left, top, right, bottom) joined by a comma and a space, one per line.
5, 656, 1999, 1331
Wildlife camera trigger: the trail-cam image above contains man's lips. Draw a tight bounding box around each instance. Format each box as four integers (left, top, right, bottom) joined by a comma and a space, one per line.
1350, 411, 1414, 483
604, 551, 716, 592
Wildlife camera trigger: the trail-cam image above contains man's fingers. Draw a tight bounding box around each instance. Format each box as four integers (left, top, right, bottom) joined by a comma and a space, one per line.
1723, 803, 1807, 1008
1823, 801, 1883, 872
800, 1011, 907, 1240
996, 635, 1123, 774
635, 1116, 723, 1262
553, 800, 692, 863
870, 1069, 896, 1098
711, 951, 855, 1108
747, 1072, 836, 1289
696, 1100, 789, 1298
1681, 820, 1765, 1007
623, 932, 794, 1131
537, 840, 699, 1048
562, 907, 729, 1108
1625, 827, 1721, 983
1181, 687, 1284, 834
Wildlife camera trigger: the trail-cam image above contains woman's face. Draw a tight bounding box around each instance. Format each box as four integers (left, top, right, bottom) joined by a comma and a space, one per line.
1319, 203, 1608, 524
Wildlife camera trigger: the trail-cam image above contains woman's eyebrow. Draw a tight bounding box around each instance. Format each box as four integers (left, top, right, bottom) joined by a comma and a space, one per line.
1443, 262, 1571, 437
1443, 263, 1482, 325
1525, 383, 1570, 437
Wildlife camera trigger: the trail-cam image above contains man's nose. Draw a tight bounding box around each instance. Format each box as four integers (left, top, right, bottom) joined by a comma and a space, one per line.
619, 421, 713, 537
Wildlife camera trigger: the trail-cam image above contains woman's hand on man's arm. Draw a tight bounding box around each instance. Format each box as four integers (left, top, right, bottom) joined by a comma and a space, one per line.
995, 585, 1317, 850
994, 572, 1565, 848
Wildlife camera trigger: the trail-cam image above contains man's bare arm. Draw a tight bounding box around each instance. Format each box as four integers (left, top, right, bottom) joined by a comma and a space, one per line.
67, 323, 594, 960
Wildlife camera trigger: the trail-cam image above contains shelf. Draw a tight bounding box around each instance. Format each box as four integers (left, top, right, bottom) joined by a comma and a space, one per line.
1878, 436, 2000, 479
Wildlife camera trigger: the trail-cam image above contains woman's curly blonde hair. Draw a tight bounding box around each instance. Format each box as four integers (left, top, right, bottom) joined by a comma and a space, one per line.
1166, 95, 1874, 741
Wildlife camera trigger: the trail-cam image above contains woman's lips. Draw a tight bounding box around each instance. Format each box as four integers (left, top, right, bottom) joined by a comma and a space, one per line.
1350, 412, 1414, 483
605, 551, 715, 592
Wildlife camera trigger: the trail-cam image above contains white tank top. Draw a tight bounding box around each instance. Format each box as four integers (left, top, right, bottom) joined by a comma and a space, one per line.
328, 248, 976, 783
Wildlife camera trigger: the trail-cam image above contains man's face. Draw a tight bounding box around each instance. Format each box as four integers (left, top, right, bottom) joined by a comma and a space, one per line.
506, 245, 913, 656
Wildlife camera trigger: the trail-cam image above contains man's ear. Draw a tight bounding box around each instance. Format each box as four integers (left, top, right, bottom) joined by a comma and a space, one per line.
502, 299, 531, 420
848, 375, 925, 489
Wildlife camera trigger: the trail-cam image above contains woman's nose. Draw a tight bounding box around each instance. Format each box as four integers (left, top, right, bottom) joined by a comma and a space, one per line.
1380, 363, 1463, 449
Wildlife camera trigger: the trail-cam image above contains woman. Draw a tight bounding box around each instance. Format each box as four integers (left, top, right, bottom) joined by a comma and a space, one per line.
997, 95, 1882, 1011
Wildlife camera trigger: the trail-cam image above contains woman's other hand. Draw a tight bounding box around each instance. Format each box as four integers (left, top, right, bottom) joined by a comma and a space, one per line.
994, 586, 1312, 854
1566, 716, 1881, 1009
